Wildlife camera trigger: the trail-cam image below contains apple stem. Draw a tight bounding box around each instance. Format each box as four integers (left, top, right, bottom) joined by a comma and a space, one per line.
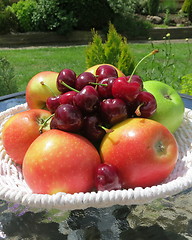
99, 125, 114, 133
60, 81, 79, 93
89, 82, 108, 87
128, 49, 159, 82
40, 81, 57, 97
39, 114, 54, 133
135, 103, 144, 116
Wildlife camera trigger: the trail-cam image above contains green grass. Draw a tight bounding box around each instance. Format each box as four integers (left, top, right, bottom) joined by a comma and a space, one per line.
152, 24, 186, 28
0, 46, 86, 92
0, 41, 191, 94
131, 41, 192, 90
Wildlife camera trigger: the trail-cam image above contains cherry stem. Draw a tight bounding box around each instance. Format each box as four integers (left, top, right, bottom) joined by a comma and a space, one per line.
135, 103, 144, 116
60, 81, 79, 93
99, 125, 114, 133
40, 81, 57, 97
128, 49, 159, 82
39, 114, 54, 133
89, 82, 108, 87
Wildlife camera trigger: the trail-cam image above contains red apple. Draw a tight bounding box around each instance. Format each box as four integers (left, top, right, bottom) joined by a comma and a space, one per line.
100, 118, 178, 189
26, 71, 61, 109
23, 129, 101, 194
2, 109, 52, 165
85, 64, 125, 78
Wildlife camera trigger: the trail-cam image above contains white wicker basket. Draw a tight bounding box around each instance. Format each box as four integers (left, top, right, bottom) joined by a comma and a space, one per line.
0, 103, 192, 211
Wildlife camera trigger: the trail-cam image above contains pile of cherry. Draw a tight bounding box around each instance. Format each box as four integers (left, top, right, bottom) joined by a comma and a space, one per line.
46, 64, 157, 144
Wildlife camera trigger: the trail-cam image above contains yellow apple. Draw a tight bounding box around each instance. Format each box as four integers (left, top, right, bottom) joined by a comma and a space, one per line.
85, 64, 125, 78
26, 71, 61, 109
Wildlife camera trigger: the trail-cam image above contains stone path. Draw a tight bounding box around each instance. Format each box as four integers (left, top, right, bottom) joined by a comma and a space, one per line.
0, 30, 191, 50
0, 38, 191, 50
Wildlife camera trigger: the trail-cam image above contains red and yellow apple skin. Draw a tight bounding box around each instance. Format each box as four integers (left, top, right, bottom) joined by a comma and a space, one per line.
100, 118, 178, 189
85, 64, 125, 78
2, 109, 52, 165
23, 129, 101, 195
26, 71, 61, 109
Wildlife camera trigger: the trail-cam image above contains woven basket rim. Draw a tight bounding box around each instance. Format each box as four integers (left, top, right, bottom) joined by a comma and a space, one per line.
0, 103, 192, 211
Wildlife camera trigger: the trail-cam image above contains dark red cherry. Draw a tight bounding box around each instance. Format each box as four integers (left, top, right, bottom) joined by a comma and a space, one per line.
50, 116, 59, 129
75, 72, 97, 91
100, 98, 128, 126
127, 75, 143, 90
46, 96, 60, 113
57, 68, 76, 93
95, 163, 122, 191
51, 104, 83, 132
112, 78, 141, 103
73, 86, 99, 113
96, 65, 118, 82
59, 91, 77, 105
82, 114, 106, 142
134, 91, 157, 118
97, 77, 116, 99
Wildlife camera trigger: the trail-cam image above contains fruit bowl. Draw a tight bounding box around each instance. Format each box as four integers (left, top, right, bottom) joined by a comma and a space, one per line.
0, 103, 192, 211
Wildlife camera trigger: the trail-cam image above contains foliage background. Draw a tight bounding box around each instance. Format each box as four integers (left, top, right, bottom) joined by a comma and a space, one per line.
0, 0, 191, 95
0, 0, 152, 37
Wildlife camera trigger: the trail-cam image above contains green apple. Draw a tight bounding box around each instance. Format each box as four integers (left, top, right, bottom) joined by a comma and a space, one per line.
143, 80, 185, 133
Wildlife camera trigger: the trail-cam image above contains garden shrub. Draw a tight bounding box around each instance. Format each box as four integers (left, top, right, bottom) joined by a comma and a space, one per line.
0, 57, 18, 96
107, 0, 137, 18
10, 0, 37, 32
32, 0, 76, 34
104, 23, 123, 66
86, 30, 106, 67
58, 0, 114, 31
0, 1, 4, 10
86, 23, 135, 75
117, 37, 135, 76
135, 0, 149, 15
147, 0, 160, 15
1, 0, 113, 32
0, 0, 11, 10
163, 8, 171, 25
182, 0, 192, 22
8, 0, 77, 34
180, 73, 192, 95
159, 0, 178, 14
113, 14, 153, 40
106, 0, 153, 39
0, 7, 18, 33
